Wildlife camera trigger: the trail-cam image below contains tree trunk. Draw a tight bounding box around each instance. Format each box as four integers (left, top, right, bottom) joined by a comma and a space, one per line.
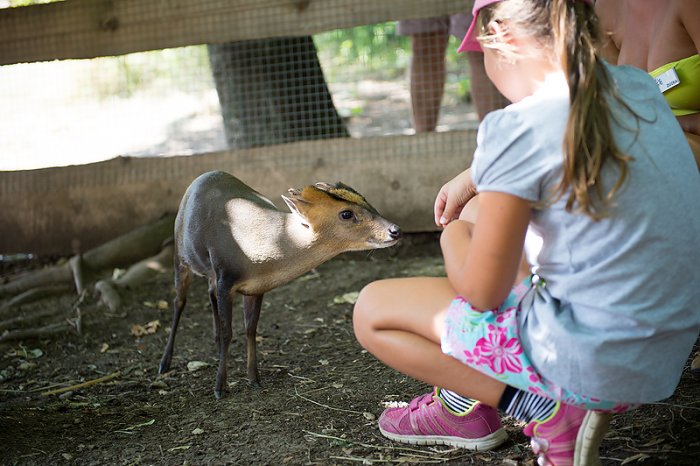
208, 36, 349, 149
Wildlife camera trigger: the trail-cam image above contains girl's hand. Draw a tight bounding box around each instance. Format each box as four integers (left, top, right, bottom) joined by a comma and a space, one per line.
434, 168, 478, 227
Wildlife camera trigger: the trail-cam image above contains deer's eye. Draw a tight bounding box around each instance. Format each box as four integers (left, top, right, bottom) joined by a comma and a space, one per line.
339, 210, 354, 221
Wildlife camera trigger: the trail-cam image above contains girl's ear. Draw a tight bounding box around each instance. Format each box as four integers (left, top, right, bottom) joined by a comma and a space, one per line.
487, 19, 525, 62
487, 19, 511, 45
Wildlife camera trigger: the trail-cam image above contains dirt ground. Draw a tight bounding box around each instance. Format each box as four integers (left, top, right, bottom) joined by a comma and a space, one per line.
1, 233, 699, 466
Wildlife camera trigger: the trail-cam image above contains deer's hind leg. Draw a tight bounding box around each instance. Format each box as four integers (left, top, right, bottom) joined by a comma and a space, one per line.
159, 260, 192, 374
243, 294, 263, 388
208, 276, 221, 355
213, 270, 238, 399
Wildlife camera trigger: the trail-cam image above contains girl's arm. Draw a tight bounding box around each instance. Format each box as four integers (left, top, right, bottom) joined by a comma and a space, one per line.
433, 168, 478, 227
440, 191, 530, 311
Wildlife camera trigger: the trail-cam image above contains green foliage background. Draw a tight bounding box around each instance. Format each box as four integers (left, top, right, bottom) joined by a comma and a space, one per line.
79, 22, 470, 101
315, 23, 467, 86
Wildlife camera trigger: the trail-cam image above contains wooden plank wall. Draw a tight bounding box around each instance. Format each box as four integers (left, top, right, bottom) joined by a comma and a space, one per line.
0, 0, 467, 65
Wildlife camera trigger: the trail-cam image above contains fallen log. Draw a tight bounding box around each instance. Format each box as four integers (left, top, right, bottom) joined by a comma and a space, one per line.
0, 307, 59, 332
0, 322, 73, 343
95, 241, 174, 313
0, 213, 175, 300
0, 264, 73, 300
0, 284, 73, 317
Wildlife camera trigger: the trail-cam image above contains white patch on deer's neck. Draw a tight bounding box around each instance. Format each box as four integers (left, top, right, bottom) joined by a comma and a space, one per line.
225, 199, 283, 263
285, 213, 316, 248
225, 198, 320, 268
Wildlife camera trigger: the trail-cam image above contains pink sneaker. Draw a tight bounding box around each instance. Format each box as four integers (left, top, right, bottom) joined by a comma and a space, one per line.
377, 389, 508, 450
524, 402, 611, 466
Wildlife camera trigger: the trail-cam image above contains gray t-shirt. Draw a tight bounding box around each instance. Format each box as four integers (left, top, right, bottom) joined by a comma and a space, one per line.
471, 64, 700, 403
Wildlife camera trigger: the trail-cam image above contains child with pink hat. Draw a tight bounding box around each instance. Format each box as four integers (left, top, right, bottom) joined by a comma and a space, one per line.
353, 0, 700, 465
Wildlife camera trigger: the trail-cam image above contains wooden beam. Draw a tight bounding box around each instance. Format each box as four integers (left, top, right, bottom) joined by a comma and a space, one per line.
0, 131, 476, 255
0, 0, 468, 65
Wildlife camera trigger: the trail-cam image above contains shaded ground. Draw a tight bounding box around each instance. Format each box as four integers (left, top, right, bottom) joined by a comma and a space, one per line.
1, 234, 699, 465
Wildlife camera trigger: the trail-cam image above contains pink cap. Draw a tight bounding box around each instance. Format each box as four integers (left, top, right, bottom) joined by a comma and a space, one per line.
457, 0, 595, 53
457, 0, 503, 53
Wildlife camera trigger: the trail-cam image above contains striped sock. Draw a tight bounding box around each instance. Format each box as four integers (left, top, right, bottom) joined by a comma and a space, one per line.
498, 385, 557, 423
436, 388, 478, 414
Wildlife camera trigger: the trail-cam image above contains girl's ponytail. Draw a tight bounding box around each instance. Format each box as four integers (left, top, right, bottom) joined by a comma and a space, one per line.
551, 0, 632, 219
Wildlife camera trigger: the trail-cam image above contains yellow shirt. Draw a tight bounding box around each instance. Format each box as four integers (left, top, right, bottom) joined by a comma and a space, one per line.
649, 54, 700, 116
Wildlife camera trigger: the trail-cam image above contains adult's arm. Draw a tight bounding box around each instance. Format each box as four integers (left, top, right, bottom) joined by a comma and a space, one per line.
678, 0, 700, 137
594, 0, 621, 64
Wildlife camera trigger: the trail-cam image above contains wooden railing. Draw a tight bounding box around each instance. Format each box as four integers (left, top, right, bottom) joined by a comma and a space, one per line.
0, 0, 466, 65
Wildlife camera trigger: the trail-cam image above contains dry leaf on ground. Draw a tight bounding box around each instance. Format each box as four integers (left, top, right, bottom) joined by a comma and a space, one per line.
130, 320, 161, 337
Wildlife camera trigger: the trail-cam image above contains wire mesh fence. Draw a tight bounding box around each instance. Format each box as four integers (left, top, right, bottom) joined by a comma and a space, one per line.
0, 0, 504, 171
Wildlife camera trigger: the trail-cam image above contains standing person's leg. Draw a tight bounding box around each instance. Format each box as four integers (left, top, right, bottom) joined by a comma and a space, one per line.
397, 18, 450, 133
409, 32, 449, 132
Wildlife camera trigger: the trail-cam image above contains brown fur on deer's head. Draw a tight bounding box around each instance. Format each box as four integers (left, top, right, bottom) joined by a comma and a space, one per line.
282, 182, 401, 251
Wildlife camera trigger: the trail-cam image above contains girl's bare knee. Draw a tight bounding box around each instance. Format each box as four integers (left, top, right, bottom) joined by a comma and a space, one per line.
352, 281, 384, 349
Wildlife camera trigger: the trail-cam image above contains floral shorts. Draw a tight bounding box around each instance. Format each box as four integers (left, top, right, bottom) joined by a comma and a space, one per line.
441, 277, 632, 412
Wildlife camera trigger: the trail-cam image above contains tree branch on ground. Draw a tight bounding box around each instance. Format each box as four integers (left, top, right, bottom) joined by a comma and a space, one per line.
0, 214, 176, 343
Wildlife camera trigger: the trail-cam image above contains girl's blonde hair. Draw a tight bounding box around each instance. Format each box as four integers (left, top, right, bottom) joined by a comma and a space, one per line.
477, 0, 633, 219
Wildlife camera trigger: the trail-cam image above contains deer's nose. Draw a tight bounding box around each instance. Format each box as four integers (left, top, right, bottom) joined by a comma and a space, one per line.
389, 225, 402, 240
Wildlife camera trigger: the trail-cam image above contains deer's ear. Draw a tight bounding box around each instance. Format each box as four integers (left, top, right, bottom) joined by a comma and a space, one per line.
282, 195, 311, 227
282, 195, 300, 214
314, 182, 334, 192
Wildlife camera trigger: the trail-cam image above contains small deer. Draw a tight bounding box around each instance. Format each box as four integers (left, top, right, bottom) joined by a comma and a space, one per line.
159, 170, 401, 398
